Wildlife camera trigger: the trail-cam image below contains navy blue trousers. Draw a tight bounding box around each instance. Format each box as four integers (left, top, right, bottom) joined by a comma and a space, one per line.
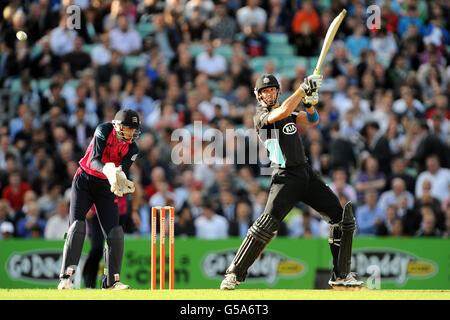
70, 168, 119, 235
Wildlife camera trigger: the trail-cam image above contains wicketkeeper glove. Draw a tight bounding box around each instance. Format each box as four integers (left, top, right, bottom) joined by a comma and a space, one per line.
102, 163, 125, 196
116, 170, 135, 195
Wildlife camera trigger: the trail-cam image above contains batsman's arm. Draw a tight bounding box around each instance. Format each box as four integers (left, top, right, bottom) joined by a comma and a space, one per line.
267, 87, 306, 123
296, 106, 320, 126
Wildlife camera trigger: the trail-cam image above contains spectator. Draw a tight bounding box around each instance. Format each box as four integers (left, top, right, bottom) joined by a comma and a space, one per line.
198, 85, 230, 122
144, 165, 173, 199
415, 206, 442, 237
329, 168, 357, 203
228, 200, 252, 238
411, 120, 450, 171
1, 170, 31, 211
173, 169, 194, 211
0, 199, 14, 239
183, 6, 209, 43
149, 182, 176, 209
44, 200, 69, 239
40, 82, 68, 116
207, 3, 238, 45
414, 179, 444, 221
62, 36, 92, 77
387, 54, 409, 94
188, 189, 204, 219
242, 24, 268, 58
96, 50, 128, 86
122, 84, 157, 125
30, 36, 61, 79
346, 24, 371, 60
15, 201, 46, 238
360, 121, 392, 175
330, 42, 350, 77
194, 201, 228, 239
392, 86, 426, 119
91, 33, 112, 67
236, 0, 267, 34
151, 13, 177, 65
415, 155, 450, 203
49, 13, 78, 56
327, 122, 357, 175
291, 0, 320, 35
292, 20, 318, 57
195, 42, 227, 79
37, 182, 63, 219
109, 14, 142, 56
184, 0, 215, 23
68, 104, 95, 150
174, 205, 196, 237
217, 189, 236, 221
386, 156, 416, 195
378, 178, 415, 214
397, 3, 425, 36
355, 190, 385, 235
288, 208, 323, 238
370, 28, 398, 65
355, 156, 386, 204
377, 205, 405, 236
0, 221, 14, 239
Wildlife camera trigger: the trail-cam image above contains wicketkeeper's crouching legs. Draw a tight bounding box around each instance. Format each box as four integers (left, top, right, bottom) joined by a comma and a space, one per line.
59, 220, 86, 282
101, 226, 124, 288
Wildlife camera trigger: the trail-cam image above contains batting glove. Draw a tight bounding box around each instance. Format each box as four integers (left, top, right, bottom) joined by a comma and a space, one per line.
303, 90, 319, 105
299, 74, 323, 93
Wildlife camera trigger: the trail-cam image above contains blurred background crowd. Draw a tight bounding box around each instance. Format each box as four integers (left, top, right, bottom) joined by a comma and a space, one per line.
0, 0, 449, 241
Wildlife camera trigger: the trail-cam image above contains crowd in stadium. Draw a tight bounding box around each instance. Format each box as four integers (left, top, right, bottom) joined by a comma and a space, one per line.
0, 0, 449, 240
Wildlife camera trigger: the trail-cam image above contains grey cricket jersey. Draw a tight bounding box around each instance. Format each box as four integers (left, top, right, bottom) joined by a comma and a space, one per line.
254, 105, 307, 168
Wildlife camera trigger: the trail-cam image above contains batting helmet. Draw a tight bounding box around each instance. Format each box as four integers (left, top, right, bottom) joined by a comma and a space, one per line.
254, 74, 280, 107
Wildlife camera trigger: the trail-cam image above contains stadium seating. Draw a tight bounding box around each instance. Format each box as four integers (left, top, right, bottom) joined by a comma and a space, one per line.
136, 22, 156, 39
124, 55, 144, 74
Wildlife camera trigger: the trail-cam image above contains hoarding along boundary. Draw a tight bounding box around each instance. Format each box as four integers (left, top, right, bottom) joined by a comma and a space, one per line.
0, 238, 448, 289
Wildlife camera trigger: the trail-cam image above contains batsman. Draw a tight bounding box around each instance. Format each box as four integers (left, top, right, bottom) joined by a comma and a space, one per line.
220, 73, 364, 290
58, 109, 140, 290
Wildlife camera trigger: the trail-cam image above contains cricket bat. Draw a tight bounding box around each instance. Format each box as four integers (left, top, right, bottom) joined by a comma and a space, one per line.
313, 9, 347, 75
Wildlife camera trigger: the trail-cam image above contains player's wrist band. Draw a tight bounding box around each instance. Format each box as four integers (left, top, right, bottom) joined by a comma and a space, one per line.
306, 109, 319, 123
295, 89, 305, 98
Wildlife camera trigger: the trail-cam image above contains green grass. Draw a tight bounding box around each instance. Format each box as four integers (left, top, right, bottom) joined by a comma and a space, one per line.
0, 289, 449, 300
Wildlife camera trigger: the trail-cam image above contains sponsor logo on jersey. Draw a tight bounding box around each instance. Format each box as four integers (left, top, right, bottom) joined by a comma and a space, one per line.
282, 123, 297, 135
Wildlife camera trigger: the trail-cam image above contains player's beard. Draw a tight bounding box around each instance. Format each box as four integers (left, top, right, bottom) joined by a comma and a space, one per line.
264, 94, 277, 107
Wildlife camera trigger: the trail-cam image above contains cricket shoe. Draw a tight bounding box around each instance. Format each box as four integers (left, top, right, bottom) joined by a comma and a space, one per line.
329, 272, 364, 289
57, 278, 73, 290
102, 281, 130, 290
220, 273, 240, 290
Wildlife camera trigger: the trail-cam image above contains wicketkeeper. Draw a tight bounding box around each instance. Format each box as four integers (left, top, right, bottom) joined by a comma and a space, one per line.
220, 74, 364, 290
58, 109, 140, 290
